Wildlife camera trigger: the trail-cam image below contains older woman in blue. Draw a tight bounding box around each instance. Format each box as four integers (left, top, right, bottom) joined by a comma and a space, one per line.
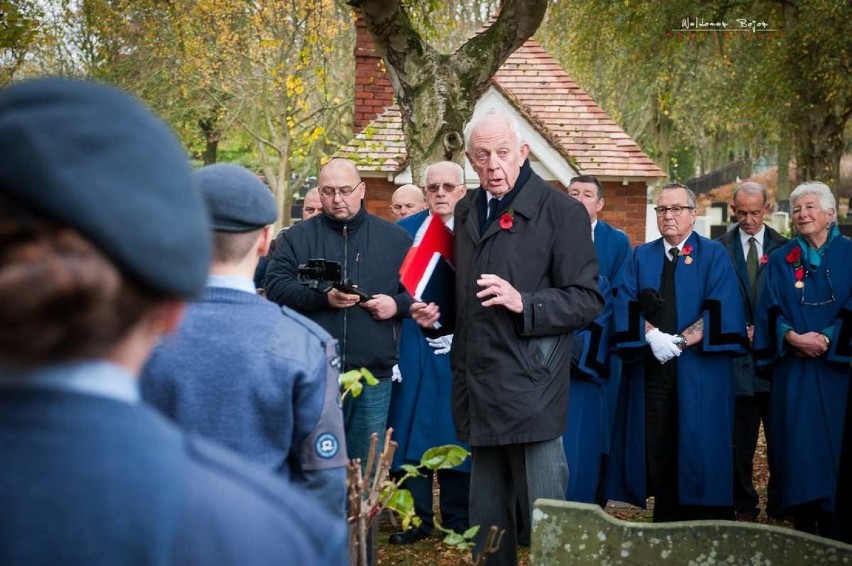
754, 181, 852, 536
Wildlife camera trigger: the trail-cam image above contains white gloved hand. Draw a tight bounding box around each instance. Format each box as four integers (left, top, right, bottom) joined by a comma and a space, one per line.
645, 328, 682, 364
391, 364, 402, 382
426, 334, 453, 355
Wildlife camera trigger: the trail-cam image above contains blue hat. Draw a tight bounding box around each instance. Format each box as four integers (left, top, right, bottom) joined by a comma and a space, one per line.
0, 78, 211, 298
196, 164, 277, 232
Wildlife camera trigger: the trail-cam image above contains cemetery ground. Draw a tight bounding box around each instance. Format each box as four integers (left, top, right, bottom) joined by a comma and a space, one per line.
377, 426, 788, 565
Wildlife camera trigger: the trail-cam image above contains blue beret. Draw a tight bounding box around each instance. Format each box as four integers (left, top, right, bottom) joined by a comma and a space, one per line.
0, 78, 211, 298
196, 164, 277, 232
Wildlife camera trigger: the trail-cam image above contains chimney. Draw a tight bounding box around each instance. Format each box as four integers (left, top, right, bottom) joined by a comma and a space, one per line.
353, 12, 395, 134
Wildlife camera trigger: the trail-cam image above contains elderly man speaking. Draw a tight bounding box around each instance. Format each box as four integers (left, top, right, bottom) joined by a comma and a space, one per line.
413, 110, 602, 565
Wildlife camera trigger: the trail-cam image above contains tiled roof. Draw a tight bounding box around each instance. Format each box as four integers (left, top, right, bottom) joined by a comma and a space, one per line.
337, 106, 407, 173
494, 40, 664, 178
341, 39, 665, 179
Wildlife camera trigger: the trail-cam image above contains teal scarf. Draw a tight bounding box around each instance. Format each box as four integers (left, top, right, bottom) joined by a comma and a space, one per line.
797, 223, 840, 267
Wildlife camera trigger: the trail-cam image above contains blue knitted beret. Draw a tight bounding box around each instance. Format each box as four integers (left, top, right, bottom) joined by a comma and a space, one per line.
196, 163, 277, 232
0, 78, 211, 298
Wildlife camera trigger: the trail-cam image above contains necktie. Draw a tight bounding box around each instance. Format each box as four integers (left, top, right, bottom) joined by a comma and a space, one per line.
746, 236, 759, 301
487, 198, 500, 221
669, 247, 680, 262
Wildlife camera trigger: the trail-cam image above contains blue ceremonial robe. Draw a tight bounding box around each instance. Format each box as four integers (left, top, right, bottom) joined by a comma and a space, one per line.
754, 233, 852, 512
594, 220, 633, 460
388, 210, 471, 472
604, 232, 747, 507
563, 275, 613, 502
594, 220, 632, 289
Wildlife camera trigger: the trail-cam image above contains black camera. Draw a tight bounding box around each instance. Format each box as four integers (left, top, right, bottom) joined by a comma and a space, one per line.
297, 259, 373, 302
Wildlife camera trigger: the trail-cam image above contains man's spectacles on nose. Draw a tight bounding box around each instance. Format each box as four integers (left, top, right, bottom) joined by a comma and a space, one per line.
320, 182, 363, 198
654, 205, 695, 217
425, 182, 462, 193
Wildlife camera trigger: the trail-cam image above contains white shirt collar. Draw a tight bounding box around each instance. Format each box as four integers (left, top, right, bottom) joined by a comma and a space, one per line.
591, 219, 598, 242
663, 232, 692, 257
739, 225, 765, 249
207, 274, 256, 294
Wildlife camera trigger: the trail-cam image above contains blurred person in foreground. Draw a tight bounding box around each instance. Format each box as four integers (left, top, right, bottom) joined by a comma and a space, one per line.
142, 163, 347, 517
754, 181, 852, 536
0, 78, 345, 565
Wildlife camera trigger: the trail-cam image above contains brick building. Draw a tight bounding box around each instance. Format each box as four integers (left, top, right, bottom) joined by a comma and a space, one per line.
339, 18, 665, 245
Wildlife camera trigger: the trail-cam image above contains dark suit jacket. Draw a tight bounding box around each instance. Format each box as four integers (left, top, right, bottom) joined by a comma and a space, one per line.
716, 224, 788, 395
452, 168, 604, 446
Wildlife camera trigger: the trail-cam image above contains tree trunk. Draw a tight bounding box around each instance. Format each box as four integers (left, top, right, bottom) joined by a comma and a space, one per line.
198, 117, 220, 165
776, 136, 790, 210
350, 0, 548, 179
794, 107, 845, 201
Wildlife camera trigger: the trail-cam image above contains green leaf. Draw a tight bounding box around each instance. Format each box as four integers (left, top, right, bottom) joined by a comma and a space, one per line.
462, 525, 479, 539
420, 445, 470, 470
400, 464, 423, 477
348, 380, 363, 398
361, 368, 378, 385
384, 488, 414, 515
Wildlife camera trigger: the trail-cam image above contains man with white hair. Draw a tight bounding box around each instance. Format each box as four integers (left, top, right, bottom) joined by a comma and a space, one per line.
412, 110, 603, 565
388, 161, 470, 545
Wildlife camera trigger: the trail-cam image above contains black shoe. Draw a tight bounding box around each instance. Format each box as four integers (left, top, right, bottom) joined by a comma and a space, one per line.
388, 529, 430, 545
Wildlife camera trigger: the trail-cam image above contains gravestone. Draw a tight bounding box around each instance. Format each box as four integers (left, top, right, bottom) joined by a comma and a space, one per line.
531, 499, 852, 565
770, 211, 790, 234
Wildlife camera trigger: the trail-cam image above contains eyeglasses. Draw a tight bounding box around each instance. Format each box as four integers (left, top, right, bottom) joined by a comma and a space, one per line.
801, 268, 836, 307
320, 181, 363, 198
425, 182, 462, 193
654, 205, 695, 217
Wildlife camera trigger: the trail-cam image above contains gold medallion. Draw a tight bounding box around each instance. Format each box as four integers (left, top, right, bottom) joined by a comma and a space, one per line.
684, 256, 693, 265
794, 280, 804, 289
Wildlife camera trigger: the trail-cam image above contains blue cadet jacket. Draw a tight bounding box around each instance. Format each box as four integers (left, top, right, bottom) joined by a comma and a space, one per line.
0, 362, 346, 565
141, 282, 347, 516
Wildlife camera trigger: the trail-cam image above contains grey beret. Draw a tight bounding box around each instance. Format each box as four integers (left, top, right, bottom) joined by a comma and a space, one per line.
196, 163, 277, 232
0, 78, 211, 298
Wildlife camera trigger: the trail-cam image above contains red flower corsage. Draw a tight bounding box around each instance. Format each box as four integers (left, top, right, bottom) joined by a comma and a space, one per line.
786, 246, 801, 264
786, 245, 804, 287
499, 210, 514, 230
681, 244, 694, 264
759, 254, 769, 265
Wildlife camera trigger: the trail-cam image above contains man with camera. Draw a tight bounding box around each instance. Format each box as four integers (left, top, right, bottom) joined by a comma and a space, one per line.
265, 158, 413, 465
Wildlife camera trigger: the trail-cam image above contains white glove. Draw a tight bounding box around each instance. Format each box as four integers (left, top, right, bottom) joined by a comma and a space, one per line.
645, 328, 682, 364
391, 364, 402, 382
426, 334, 453, 355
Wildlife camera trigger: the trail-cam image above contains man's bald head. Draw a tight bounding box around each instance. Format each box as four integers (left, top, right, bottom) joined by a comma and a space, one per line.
391, 183, 427, 220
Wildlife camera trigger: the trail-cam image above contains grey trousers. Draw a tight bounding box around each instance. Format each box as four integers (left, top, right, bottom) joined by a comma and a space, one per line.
469, 438, 569, 566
